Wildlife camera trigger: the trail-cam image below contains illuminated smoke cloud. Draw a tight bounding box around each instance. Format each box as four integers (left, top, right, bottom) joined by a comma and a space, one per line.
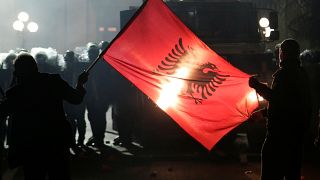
31, 47, 66, 72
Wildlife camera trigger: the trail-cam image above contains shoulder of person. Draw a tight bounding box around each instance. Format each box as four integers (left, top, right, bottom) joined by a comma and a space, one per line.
5, 85, 20, 98
39, 73, 63, 81
39, 73, 68, 88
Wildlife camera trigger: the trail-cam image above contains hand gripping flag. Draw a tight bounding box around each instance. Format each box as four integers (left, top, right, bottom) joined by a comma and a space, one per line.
101, 0, 259, 150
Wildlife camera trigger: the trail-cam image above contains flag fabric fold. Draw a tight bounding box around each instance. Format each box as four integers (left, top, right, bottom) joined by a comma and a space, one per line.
102, 0, 258, 150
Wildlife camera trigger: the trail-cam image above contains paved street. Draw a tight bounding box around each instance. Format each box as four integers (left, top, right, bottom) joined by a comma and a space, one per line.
5, 143, 320, 180
2, 109, 320, 180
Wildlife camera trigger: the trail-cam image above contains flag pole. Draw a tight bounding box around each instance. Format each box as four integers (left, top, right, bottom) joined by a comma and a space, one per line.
85, 48, 108, 73
85, 0, 149, 74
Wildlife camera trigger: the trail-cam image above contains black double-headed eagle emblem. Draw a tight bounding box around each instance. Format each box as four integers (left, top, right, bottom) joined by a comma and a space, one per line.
156, 38, 229, 104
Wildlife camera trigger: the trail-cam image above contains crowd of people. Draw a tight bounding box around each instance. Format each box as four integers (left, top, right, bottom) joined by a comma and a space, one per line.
0, 41, 141, 179
0, 39, 319, 180
0, 41, 141, 148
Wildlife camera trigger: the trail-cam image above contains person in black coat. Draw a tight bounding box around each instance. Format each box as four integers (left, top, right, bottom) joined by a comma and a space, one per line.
85, 43, 111, 147
0, 52, 16, 179
0, 53, 88, 180
62, 50, 87, 147
249, 39, 312, 180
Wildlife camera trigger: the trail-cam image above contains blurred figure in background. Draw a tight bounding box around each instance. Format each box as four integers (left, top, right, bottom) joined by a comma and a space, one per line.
0, 52, 16, 179
35, 52, 50, 73
0, 52, 16, 88
34, 50, 61, 74
300, 50, 320, 148
99, 40, 109, 52
62, 50, 87, 150
85, 42, 111, 148
111, 73, 138, 147
273, 43, 281, 66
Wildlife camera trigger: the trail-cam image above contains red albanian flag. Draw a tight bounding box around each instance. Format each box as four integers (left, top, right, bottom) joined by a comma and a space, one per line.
103, 0, 259, 150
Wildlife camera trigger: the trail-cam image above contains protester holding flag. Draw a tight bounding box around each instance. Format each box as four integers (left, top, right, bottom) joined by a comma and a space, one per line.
93, 0, 259, 151
0, 53, 88, 180
249, 38, 312, 180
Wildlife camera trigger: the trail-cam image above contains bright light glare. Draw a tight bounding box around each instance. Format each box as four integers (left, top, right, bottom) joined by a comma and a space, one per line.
258, 95, 264, 101
99, 27, 105, 32
107, 27, 117, 32
18, 12, 29, 22
264, 27, 274, 38
27, 22, 38, 32
157, 68, 190, 110
13, 20, 24, 31
259, 17, 269, 28
248, 90, 264, 103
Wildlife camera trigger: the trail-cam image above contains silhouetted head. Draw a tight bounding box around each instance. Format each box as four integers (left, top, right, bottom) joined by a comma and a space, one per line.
300, 49, 316, 66
35, 52, 48, 65
64, 50, 75, 63
4, 53, 17, 69
87, 42, 99, 61
14, 53, 38, 83
99, 41, 109, 51
279, 38, 300, 67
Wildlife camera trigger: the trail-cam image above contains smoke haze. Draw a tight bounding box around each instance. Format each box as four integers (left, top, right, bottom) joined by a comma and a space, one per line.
0, 0, 142, 52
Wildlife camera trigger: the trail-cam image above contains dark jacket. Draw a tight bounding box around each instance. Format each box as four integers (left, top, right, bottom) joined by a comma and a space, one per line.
253, 62, 312, 142
0, 73, 85, 168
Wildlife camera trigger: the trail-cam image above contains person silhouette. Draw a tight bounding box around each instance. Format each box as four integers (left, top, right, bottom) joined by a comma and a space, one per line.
0, 53, 88, 180
0, 52, 16, 179
62, 50, 87, 148
85, 42, 111, 148
249, 39, 312, 180
300, 50, 320, 148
